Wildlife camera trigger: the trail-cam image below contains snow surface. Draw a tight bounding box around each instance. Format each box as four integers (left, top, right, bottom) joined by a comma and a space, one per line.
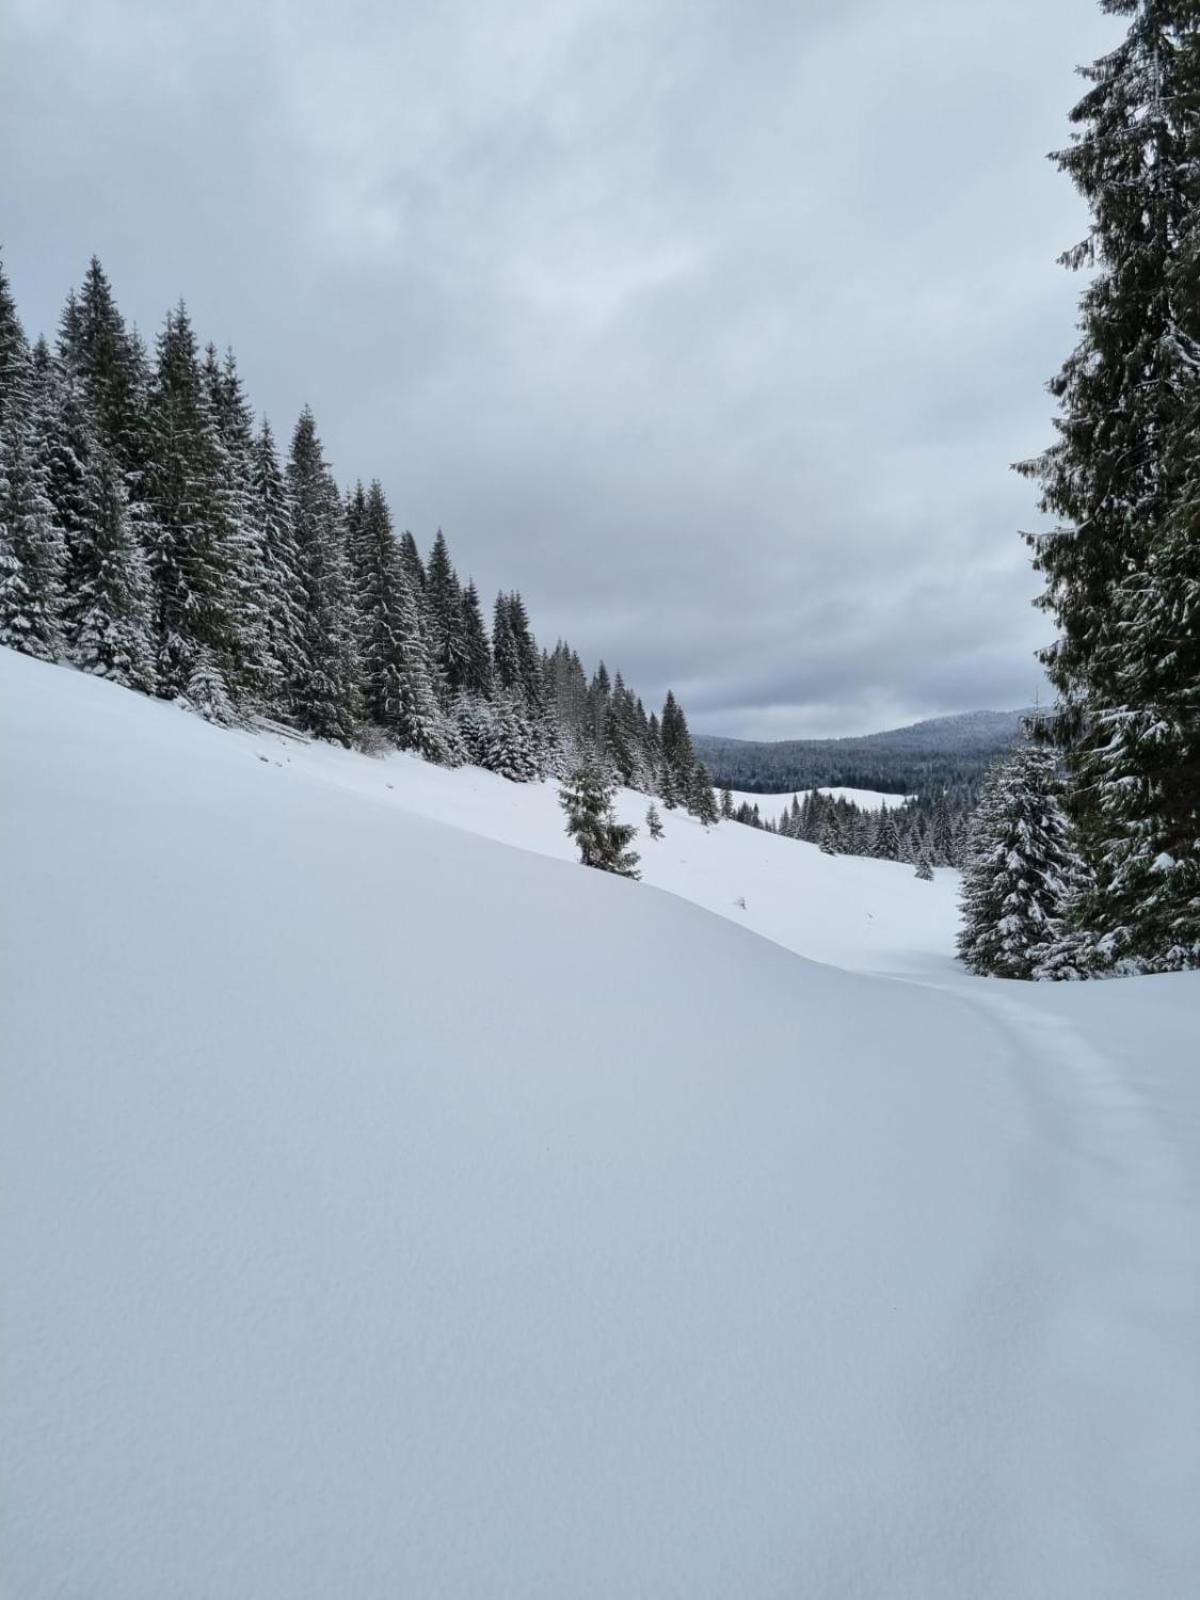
3, 647, 1199, 1600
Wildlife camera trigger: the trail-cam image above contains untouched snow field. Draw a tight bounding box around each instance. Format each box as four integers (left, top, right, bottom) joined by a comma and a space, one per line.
3, 648, 1199, 1600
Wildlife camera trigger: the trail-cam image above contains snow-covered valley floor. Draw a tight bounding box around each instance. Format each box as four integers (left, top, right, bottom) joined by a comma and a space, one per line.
3, 647, 1198, 1599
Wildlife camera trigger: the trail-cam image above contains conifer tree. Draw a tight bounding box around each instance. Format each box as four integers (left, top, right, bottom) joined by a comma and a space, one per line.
646, 801, 664, 840
354, 480, 459, 763
286, 407, 362, 744
489, 593, 541, 773
184, 645, 236, 724
645, 708, 663, 776
604, 672, 634, 783
958, 747, 1081, 980
689, 762, 720, 826
0, 251, 27, 431
1072, 523, 1200, 967
589, 660, 612, 754
36, 356, 96, 602
248, 417, 304, 710
67, 441, 154, 689
58, 259, 146, 472
343, 480, 369, 581
459, 579, 493, 697
871, 805, 902, 861
659, 759, 681, 811
0, 376, 65, 661
560, 763, 640, 878
1018, 2, 1200, 967
720, 786, 735, 821
819, 808, 843, 856
58, 260, 156, 569
492, 591, 522, 696
397, 530, 428, 612
202, 344, 274, 701
507, 591, 544, 710
425, 529, 468, 698
484, 690, 541, 781
143, 304, 241, 706
660, 690, 697, 804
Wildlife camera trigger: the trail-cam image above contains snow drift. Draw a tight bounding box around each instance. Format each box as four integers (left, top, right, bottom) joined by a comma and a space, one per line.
2, 648, 1197, 1599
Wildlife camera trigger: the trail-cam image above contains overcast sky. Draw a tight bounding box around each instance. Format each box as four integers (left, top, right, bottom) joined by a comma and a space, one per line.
1, 0, 1121, 736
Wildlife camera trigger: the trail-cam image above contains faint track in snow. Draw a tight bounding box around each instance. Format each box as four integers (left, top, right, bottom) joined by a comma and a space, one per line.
899, 973, 1200, 1595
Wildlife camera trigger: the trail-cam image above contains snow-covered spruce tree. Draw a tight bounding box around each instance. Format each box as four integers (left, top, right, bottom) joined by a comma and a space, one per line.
57, 261, 158, 587
605, 673, 639, 786
645, 707, 663, 781
34, 352, 98, 608
957, 746, 1081, 980
67, 441, 154, 689
915, 853, 935, 882
343, 480, 368, 581
871, 804, 902, 861
425, 529, 468, 700
544, 641, 589, 766
560, 763, 640, 878
619, 681, 655, 791
286, 407, 362, 744
142, 304, 242, 710
484, 690, 541, 782
489, 592, 542, 778
819, 804, 843, 855
589, 660, 612, 756
58, 260, 147, 477
354, 480, 459, 764
183, 644, 235, 725
450, 689, 494, 767
1071, 517, 1200, 967
0, 250, 27, 432
659, 690, 697, 805
1018, 2, 1200, 967
534, 693, 565, 780
397, 530, 427, 609
458, 580, 493, 698
202, 345, 276, 706
508, 590, 545, 712
492, 590, 522, 698
248, 417, 304, 711
0, 375, 66, 661
720, 786, 735, 821
688, 762, 720, 826
646, 801, 664, 840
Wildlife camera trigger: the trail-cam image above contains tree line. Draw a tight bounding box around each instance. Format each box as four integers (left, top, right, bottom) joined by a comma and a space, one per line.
722, 786, 965, 874
961, 0, 1200, 979
0, 254, 718, 817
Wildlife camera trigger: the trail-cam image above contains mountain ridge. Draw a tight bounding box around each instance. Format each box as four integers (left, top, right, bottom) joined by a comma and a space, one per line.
695, 708, 1033, 796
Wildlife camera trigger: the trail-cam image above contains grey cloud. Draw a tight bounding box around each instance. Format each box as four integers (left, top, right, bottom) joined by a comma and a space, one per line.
0, 0, 1123, 735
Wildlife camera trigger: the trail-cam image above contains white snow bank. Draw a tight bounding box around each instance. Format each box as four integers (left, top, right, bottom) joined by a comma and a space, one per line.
194, 704, 958, 980
2, 649, 1198, 1600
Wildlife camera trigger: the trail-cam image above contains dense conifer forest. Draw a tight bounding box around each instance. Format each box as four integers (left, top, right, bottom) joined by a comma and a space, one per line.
726, 786, 967, 874
0, 254, 718, 819
696, 709, 1029, 798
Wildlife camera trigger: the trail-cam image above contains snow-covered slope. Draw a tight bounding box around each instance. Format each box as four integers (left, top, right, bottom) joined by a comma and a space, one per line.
126, 692, 959, 980
3, 649, 1198, 1600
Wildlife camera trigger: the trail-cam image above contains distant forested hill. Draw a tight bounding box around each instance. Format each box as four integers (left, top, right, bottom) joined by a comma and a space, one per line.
695, 709, 1032, 797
